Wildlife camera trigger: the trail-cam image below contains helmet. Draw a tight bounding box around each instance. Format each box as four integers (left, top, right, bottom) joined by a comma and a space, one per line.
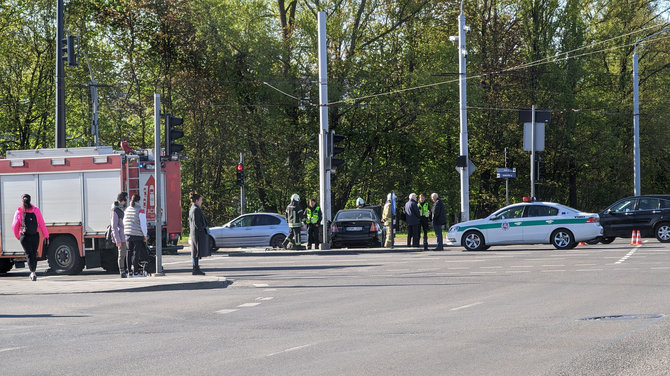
356, 197, 365, 206
291, 193, 300, 202
387, 193, 392, 201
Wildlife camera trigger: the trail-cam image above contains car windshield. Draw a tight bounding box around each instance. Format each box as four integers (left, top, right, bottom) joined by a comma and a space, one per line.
336, 210, 374, 221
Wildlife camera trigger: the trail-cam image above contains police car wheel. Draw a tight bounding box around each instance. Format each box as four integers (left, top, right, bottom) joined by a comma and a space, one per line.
462, 231, 485, 251
551, 229, 575, 250
600, 237, 615, 244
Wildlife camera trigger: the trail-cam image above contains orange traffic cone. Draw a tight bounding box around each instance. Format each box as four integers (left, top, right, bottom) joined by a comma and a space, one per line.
630, 231, 637, 245
635, 230, 642, 245
578, 241, 586, 246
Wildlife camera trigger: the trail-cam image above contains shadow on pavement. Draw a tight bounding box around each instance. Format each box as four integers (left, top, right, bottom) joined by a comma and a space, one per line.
0, 314, 89, 318
96, 279, 233, 294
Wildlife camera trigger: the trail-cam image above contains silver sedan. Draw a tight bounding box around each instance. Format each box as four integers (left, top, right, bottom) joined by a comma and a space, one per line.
208, 213, 307, 249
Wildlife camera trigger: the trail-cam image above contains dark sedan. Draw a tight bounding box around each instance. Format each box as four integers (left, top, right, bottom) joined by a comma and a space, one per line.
597, 195, 670, 243
330, 208, 386, 248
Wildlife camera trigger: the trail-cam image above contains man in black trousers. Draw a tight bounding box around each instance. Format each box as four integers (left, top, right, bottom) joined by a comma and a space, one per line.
404, 193, 420, 247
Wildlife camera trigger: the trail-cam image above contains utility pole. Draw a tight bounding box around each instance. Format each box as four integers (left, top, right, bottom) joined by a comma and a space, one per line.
153, 93, 164, 276
240, 152, 245, 215
632, 28, 669, 196
317, 11, 331, 248
55, 0, 65, 148
505, 147, 509, 206
457, 1, 470, 221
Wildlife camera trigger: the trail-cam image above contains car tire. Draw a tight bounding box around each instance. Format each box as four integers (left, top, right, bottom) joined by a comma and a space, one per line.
270, 234, 286, 248
462, 231, 485, 251
655, 223, 670, 243
586, 238, 601, 245
551, 229, 575, 250
600, 237, 615, 244
47, 236, 84, 275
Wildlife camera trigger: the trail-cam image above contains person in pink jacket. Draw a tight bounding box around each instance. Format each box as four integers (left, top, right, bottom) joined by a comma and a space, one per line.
11, 194, 49, 281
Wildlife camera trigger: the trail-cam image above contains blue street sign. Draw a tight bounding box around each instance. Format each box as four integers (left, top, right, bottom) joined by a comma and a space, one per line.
497, 172, 517, 178
496, 167, 516, 173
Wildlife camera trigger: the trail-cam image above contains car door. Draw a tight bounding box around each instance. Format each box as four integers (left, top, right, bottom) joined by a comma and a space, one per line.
251, 215, 282, 246
633, 197, 660, 235
522, 205, 560, 243
600, 198, 638, 237
220, 215, 254, 247
487, 205, 526, 244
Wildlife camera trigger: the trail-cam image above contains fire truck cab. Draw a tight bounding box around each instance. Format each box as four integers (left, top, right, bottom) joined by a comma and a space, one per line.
0, 146, 182, 275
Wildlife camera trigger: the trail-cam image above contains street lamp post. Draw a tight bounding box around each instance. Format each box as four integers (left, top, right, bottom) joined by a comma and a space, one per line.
633, 29, 668, 196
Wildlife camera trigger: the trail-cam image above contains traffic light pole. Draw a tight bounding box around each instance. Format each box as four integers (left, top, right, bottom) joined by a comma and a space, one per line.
153, 93, 164, 276
317, 11, 330, 249
55, 0, 65, 148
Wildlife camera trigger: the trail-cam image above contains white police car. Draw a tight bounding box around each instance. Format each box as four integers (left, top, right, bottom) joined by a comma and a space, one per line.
447, 201, 603, 251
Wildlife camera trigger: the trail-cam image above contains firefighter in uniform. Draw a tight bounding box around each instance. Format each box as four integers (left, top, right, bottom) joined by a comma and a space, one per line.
382, 193, 393, 248
305, 199, 322, 249
282, 193, 304, 249
418, 194, 431, 250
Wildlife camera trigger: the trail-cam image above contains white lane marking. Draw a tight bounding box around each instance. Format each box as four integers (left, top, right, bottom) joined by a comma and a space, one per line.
264, 288, 278, 292
450, 302, 483, 311
0, 346, 25, 353
541, 270, 566, 273
447, 267, 470, 270
216, 309, 239, 315
237, 303, 261, 308
267, 344, 313, 357
542, 265, 565, 267
256, 297, 274, 301
650, 267, 670, 270
480, 266, 502, 269
575, 263, 597, 266
510, 265, 534, 268
253, 283, 269, 288
615, 246, 642, 264
575, 269, 603, 272
470, 271, 496, 274
506, 270, 530, 273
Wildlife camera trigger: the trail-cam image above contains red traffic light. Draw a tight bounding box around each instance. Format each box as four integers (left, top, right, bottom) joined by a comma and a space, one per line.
236, 163, 244, 171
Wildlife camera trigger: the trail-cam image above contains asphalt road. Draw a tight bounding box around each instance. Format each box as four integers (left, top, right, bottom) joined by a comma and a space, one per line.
1, 239, 669, 375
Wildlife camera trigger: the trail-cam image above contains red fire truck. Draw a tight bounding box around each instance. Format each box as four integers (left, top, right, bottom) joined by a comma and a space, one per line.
0, 146, 183, 275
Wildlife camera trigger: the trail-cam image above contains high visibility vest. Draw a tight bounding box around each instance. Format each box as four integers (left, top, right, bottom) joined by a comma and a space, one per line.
418, 202, 430, 217
306, 206, 320, 224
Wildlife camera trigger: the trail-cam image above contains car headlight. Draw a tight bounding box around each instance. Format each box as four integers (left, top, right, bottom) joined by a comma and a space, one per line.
448, 226, 460, 232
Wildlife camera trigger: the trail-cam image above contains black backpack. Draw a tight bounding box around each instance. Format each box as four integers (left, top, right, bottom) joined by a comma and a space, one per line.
22, 211, 38, 235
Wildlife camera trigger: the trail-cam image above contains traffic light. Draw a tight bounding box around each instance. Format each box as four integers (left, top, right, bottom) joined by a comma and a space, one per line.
535, 156, 546, 181
61, 35, 77, 67
165, 114, 184, 156
236, 163, 244, 186
328, 131, 345, 171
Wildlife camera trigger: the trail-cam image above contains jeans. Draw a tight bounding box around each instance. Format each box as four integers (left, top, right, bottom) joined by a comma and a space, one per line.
434, 225, 444, 249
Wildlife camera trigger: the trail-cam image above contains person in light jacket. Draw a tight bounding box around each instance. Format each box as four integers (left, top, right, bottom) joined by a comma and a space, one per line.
189, 192, 210, 275
123, 194, 147, 276
111, 192, 129, 278
12, 194, 49, 281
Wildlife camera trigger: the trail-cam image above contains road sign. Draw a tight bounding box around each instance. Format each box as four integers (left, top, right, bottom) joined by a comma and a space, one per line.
455, 160, 476, 176
523, 122, 545, 151
496, 168, 516, 173
519, 109, 551, 123
497, 172, 517, 179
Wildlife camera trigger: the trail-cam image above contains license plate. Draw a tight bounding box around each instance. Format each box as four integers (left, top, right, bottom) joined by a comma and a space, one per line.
346, 226, 363, 231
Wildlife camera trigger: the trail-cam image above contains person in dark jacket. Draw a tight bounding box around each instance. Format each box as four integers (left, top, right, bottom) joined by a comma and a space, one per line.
431, 193, 447, 250
189, 192, 210, 275
404, 193, 420, 247
282, 193, 304, 248
12, 194, 49, 281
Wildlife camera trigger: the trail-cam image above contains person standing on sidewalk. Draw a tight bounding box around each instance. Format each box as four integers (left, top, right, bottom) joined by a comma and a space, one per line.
431, 193, 446, 251
382, 194, 393, 248
404, 193, 420, 247
418, 194, 431, 250
189, 192, 211, 275
110, 192, 129, 278
123, 194, 148, 276
305, 199, 322, 250
12, 194, 49, 281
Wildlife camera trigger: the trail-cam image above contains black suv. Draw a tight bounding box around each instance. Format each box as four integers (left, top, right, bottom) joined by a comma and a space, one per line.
598, 195, 670, 243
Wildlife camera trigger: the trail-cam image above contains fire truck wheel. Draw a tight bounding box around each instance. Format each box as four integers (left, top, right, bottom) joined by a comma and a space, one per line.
47, 236, 84, 275
0, 259, 13, 273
